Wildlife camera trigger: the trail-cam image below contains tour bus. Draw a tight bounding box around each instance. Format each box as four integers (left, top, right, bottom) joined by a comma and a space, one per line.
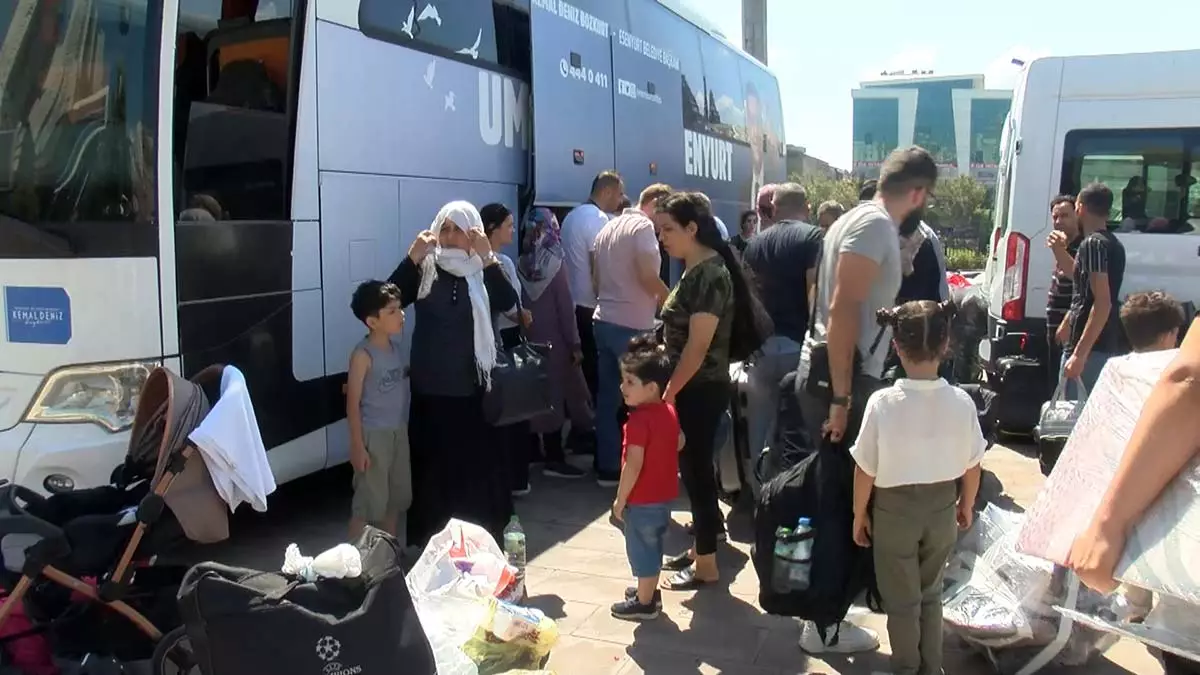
980, 49, 1200, 430
0, 0, 786, 493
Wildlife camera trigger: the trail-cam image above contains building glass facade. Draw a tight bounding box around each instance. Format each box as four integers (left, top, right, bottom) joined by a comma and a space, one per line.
852, 97, 899, 170
872, 78, 973, 167
970, 98, 1008, 168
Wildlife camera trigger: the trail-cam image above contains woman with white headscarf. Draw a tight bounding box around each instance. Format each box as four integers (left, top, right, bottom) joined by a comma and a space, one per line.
389, 201, 519, 545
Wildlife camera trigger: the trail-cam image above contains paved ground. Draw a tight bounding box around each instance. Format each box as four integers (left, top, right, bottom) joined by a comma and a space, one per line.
191, 443, 1165, 675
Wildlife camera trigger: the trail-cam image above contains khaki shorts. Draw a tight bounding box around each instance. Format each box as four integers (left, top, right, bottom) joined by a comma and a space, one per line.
352, 427, 412, 528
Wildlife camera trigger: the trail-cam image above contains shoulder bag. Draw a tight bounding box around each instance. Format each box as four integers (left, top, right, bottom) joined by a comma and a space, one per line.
483, 294, 556, 426
804, 259, 886, 403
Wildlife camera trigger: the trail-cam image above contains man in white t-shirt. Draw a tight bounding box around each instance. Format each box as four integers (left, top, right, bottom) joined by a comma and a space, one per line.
560, 170, 624, 402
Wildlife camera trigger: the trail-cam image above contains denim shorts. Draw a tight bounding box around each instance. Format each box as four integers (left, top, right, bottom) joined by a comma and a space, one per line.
623, 503, 670, 578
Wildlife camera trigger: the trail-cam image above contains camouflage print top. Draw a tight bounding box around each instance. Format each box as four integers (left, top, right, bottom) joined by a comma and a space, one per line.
661, 255, 734, 385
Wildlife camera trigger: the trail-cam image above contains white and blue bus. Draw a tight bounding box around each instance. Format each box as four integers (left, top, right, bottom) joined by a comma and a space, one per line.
0, 0, 785, 493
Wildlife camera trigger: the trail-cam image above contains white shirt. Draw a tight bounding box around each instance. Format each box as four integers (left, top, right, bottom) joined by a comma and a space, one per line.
560, 203, 609, 308
495, 252, 520, 330
850, 378, 986, 489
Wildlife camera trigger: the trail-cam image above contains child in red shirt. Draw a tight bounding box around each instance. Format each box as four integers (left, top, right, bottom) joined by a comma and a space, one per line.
610, 335, 684, 621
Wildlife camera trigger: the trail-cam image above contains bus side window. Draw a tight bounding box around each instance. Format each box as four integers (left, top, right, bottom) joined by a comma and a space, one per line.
1061, 128, 1199, 235
174, 0, 298, 222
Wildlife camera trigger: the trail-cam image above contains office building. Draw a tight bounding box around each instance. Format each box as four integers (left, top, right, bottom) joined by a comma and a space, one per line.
852, 72, 1012, 185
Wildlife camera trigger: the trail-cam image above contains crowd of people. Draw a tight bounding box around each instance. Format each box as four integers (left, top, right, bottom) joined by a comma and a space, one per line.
336, 143, 1196, 675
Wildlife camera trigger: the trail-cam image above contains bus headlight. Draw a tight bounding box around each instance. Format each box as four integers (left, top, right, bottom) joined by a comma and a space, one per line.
23, 362, 156, 432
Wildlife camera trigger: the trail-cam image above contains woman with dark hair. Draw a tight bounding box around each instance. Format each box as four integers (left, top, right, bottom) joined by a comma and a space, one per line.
655, 191, 770, 590
389, 201, 519, 545
730, 209, 758, 253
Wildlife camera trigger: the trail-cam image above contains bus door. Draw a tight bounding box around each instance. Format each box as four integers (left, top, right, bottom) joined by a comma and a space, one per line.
527, 0, 624, 206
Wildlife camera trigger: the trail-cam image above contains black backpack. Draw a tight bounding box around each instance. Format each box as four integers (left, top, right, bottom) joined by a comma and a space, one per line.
752, 435, 880, 641
177, 527, 436, 675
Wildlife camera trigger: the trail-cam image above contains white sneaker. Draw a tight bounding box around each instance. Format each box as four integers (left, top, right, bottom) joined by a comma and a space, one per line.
798, 620, 880, 654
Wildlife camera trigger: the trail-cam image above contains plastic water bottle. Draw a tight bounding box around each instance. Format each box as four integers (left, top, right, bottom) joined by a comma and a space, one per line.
789, 517, 814, 589
503, 516, 527, 599
771, 526, 794, 593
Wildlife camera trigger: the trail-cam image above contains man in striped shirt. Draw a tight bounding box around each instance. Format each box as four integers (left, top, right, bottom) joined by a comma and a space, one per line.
1045, 194, 1082, 393
1054, 183, 1127, 394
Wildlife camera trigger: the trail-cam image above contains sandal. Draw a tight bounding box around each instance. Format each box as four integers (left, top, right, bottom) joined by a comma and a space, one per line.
661, 551, 694, 572
661, 568, 715, 591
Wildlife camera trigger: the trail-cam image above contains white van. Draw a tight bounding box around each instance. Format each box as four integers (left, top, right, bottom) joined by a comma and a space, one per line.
980, 49, 1200, 430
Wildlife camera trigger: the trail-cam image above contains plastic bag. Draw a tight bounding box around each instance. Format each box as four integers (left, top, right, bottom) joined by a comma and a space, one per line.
942, 504, 1120, 674
281, 543, 363, 581
406, 519, 551, 675
462, 598, 559, 674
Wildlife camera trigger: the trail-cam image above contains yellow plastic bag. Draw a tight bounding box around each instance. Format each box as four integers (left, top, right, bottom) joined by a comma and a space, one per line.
462, 598, 559, 675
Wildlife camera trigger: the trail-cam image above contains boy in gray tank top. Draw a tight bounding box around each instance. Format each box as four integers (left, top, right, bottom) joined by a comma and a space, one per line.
347, 280, 411, 545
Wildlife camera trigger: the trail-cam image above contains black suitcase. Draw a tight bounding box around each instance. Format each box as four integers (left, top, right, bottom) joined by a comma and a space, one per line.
989, 356, 1045, 436
177, 527, 435, 675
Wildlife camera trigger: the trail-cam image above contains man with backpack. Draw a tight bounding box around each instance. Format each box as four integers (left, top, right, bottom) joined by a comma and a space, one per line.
790, 146, 939, 655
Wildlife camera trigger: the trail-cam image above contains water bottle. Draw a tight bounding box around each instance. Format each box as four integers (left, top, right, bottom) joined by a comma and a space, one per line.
771, 526, 793, 593
788, 517, 815, 590
503, 516, 527, 599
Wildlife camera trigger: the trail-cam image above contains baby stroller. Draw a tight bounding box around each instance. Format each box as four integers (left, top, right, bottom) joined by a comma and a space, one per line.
0, 366, 234, 674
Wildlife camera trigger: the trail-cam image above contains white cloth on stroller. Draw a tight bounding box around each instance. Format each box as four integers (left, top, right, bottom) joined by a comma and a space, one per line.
188, 366, 275, 512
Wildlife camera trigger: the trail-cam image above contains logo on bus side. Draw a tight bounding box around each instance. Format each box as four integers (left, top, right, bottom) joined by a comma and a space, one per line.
478, 71, 530, 150
684, 130, 733, 183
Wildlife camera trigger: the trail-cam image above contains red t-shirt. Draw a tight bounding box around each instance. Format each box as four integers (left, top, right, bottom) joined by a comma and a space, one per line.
622, 401, 681, 505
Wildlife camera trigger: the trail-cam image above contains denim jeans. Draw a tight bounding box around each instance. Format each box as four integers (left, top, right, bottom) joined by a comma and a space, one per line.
1058, 350, 1113, 400
623, 503, 670, 578
593, 320, 644, 474
746, 337, 803, 458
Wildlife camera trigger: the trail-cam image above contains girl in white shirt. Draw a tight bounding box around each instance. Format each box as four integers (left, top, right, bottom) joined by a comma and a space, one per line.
850, 299, 985, 675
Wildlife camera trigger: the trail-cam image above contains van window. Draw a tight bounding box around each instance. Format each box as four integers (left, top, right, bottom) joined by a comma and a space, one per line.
359, 0, 499, 66
1061, 128, 1199, 235
698, 36, 745, 143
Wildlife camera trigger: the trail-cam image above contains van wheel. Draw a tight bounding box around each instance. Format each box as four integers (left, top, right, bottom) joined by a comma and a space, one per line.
152, 626, 198, 675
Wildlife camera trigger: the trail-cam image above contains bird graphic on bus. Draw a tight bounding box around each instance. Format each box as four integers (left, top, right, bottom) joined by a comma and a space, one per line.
400, 6, 415, 39
445, 91, 456, 111
424, 61, 436, 88
457, 29, 482, 60
418, 4, 442, 26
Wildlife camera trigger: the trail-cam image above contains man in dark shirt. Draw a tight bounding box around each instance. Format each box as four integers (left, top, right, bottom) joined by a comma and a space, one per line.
1045, 194, 1082, 393
1059, 183, 1126, 393
741, 182, 823, 490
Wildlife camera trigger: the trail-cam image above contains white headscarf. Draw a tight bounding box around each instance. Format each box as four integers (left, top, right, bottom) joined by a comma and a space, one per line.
417, 201, 497, 389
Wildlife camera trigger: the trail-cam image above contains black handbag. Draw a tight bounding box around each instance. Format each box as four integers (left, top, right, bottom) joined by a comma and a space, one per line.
176, 527, 436, 675
483, 298, 556, 426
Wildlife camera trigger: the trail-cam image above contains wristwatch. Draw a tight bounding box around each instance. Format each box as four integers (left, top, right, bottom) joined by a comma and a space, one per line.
482, 252, 499, 266
830, 395, 850, 408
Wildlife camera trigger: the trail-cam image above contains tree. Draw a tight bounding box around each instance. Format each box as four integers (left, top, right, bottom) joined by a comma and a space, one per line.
793, 173, 861, 212
928, 175, 989, 229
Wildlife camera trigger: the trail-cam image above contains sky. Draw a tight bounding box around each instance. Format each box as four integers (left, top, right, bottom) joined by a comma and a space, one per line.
683, 0, 1200, 170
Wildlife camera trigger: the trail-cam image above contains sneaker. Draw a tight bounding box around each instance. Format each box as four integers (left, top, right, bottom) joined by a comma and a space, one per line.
798, 621, 879, 655
683, 521, 728, 542
596, 471, 620, 488
543, 461, 586, 479
512, 485, 532, 498
610, 597, 659, 621
624, 587, 663, 608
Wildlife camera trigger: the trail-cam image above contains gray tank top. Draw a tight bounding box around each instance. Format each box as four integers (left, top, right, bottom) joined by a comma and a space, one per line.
357, 338, 406, 430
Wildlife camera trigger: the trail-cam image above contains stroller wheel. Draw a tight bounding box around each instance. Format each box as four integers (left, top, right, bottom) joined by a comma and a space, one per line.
151, 626, 198, 675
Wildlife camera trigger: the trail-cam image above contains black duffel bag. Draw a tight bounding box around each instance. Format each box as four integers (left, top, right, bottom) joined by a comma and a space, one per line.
177, 527, 435, 675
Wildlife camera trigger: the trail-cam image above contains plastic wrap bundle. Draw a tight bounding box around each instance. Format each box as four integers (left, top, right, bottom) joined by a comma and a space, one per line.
942, 505, 1120, 674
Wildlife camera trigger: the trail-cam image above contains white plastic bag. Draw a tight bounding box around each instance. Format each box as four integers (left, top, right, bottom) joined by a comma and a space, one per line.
280, 543, 362, 581
405, 519, 524, 675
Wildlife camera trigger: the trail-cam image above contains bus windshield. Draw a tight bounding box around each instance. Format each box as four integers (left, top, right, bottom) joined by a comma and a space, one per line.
0, 0, 160, 259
